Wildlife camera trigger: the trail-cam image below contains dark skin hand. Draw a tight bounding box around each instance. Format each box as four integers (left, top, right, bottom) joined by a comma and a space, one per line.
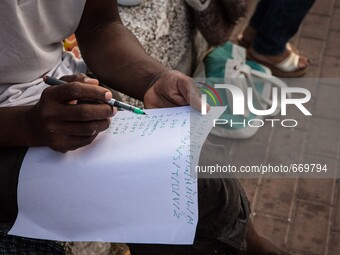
75, 0, 201, 110
0, 74, 115, 152
29, 74, 116, 153
0, 0, 201, 152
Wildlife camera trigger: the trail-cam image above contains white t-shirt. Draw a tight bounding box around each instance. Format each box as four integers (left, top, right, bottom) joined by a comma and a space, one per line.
0, 0, 88, 106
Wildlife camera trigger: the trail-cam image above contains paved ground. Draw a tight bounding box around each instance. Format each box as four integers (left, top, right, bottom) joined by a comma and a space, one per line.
233, 0, 340, 254
68, 0, 340, 254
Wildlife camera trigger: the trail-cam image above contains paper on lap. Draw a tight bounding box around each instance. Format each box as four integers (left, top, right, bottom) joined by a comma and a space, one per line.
9, 106, 226, 244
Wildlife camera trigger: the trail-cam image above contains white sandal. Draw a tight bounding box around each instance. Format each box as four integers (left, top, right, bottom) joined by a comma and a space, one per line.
247, 49, 309, 78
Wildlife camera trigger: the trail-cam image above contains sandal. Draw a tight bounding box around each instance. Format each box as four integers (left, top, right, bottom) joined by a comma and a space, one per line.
247, 48, 309, 78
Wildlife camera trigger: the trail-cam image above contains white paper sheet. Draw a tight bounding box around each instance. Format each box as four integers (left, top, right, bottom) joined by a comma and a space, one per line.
9, 106, 226, 244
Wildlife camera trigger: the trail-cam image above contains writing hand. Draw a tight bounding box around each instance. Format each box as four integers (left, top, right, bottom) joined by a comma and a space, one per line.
143, 70, 204, 111
28, 74, 116, 152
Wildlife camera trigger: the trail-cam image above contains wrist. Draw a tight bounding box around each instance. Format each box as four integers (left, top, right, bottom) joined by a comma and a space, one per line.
0, 106, 38, 147
143, 68, 169, 94
24, 105, 43, 147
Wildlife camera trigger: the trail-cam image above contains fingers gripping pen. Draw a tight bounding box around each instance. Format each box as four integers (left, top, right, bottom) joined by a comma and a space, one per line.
43, 76, 147, 115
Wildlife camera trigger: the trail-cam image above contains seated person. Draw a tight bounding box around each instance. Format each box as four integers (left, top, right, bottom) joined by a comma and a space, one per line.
0, 1, 290, 254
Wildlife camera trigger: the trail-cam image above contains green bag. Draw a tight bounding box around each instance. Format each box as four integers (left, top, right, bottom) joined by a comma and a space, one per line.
193, 42, 288, 139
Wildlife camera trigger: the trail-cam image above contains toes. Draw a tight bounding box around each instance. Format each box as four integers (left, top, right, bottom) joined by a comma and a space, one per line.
298, 56, 310, 70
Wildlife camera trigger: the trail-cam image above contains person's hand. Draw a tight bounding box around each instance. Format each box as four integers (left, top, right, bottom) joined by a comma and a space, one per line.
143, 70, 202, 111
28, 74, 116, 152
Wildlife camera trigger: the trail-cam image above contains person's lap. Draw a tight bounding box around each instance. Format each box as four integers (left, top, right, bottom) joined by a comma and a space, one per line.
0, 148, 250, 255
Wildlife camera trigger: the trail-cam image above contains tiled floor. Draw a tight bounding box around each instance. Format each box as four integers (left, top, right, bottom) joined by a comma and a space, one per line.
234, 0, 340, 254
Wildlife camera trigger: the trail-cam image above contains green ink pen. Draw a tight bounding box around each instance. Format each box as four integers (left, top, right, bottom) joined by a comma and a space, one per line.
43, 76, 147, 115
107, 98, 147, 115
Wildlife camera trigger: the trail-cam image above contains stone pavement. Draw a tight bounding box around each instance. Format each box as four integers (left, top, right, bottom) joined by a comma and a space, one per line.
231, 0, 340, 254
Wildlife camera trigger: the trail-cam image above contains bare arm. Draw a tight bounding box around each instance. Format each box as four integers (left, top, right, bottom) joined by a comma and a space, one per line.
75, 0, 168, 101
0, 0, 201, 150
0, 106, 36, 147
75, 0, 201, 111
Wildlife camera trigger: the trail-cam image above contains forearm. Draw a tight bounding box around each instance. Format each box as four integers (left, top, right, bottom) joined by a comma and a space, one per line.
76, 22, 168, 101
0, 106, 37, 147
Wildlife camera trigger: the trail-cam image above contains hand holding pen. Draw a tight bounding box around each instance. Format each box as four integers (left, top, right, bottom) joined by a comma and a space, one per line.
44, 76, 146, 115
28, 74, 117, 152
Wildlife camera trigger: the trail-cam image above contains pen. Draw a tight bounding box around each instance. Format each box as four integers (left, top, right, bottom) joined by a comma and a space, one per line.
43, 76, 147, 115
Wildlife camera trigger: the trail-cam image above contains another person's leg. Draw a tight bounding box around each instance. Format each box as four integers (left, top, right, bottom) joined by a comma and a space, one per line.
251, 0, 315, 56
242, 0, 315, 77
239, 0, 270, 48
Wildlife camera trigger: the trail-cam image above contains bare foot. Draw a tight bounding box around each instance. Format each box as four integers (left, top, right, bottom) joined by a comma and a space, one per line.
239, 26, 257, 48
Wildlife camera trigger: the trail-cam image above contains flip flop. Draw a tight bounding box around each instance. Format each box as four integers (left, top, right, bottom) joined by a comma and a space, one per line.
247, 49, 309, 78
